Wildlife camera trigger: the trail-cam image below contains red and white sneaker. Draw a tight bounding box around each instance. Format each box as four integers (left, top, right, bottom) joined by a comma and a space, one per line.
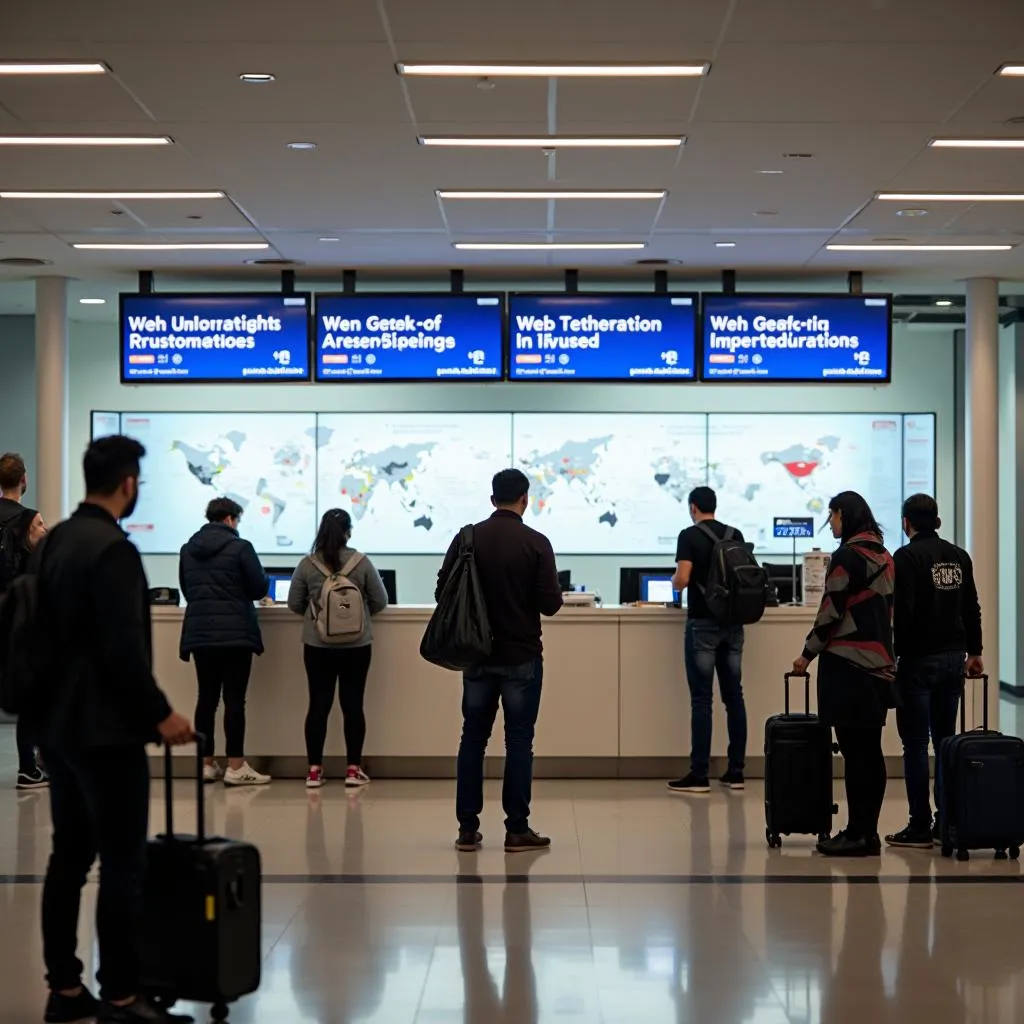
306, 767, 324, 789
345, 766, 371, 788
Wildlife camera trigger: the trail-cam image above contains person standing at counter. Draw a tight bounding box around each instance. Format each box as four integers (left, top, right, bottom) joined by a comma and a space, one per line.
792, 491, 896, 858
437, 469, 564, 854
288, 509, 389, 789
179, 497, 271, 787
668, 486, 749, 795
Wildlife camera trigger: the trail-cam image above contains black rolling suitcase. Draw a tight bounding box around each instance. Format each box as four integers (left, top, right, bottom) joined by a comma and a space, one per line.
938, 675, 1024, 862
764, 672, 836, 848
140, 740, 262, 1022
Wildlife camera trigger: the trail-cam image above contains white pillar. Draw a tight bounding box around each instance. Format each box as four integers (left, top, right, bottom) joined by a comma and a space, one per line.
965, 278, 1000, 728
35, 277, 68, 526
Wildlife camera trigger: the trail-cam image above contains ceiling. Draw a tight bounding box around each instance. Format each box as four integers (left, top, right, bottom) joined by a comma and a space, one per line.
2, 0, 1024, 285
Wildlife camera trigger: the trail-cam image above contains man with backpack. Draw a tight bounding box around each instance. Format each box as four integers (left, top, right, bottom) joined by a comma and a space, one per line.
669, 486, 764, 794
0, 451, 49, 790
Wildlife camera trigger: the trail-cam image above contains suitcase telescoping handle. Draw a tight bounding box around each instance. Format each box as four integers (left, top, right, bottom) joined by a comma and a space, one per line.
959, 673, 989, 733
784, 671, 811, 715
163, 734, 206, 843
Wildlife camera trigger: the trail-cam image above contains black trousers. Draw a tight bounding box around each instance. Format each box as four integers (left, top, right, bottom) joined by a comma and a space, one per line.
834, 725, 887, 840
41, 744, 150, 1002
16, 715, 38, 774
303, 644, 372, 765
193, 647, 253, 759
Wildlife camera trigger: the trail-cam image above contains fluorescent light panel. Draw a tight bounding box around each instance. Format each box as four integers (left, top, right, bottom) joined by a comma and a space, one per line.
1, 190, 223, 200
877, 191, 1024, 202
73, 242, 269, 251
0, 62, 107, 75
827, 243, 1013, 252
420, 135, 683, 148
0, 135, 171, 146
79, 298, 106, 304
998, 64, 1024, 76
929, 138, 1024, 149
454, 241, 645, 251
397, 62, 708, 77
437, 189, 666, 200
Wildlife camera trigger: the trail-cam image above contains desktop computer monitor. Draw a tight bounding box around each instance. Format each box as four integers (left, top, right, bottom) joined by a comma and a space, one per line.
378, 568, 398, 605
264, 567, 294, 604
619, 566, 677, 605
639, 572, 677, 604
763, 562, 801, 605
557, 569, 572, 592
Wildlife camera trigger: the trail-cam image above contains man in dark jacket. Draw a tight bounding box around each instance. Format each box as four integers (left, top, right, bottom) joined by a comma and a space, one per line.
37, 435, 193, 1024
885, 493, 984, 850
179, 496, 269, 786
436, 469, 563, 855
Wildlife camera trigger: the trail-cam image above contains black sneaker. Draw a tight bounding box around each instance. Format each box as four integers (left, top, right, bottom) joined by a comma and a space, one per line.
816, 831, 882, 857
97, 996, 194, 1023
719, 769, 745, 791
667, 773, 710, 794
455, 830, 482, 852
45, 987, 99, 1023
17, 767, 49, 791
504, 828, 551, 853
885, 824, 934, 850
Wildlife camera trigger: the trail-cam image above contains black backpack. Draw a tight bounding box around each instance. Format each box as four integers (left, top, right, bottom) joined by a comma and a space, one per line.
695, 522, 769, 626
420, 525, 492, 671
0, 538, 48, 715
0, 508, 24, 595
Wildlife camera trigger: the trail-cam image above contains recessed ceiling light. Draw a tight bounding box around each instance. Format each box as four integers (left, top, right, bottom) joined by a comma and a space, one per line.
935, 299, 954, 306
72, 242, 270, 251
437, 189, 666, 200
0, 135, 172, 146
0, 190, 223, 199
420, 136, 684, 149
0, 62, 107, 75
826, 243, 1014, 252
239, 73, 275, 83
454, 241, 646, 251
79, 298, 106, 304
319, 236, 340, 242
896, 208, 929, 217
286, 141, 317, 151
878, 191, 1024, 202
998, 64, 1024, 76
715, 241, 737, 248
929, 138, 1024, 149
397, 62, 709, 78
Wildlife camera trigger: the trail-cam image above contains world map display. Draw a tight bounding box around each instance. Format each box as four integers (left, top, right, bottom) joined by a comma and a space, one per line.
95, 411, 935, 556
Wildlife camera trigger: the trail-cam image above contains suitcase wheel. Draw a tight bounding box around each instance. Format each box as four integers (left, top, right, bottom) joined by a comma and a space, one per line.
766, 830, 782, 849
818, 832, 831, 844
145, 990, 178, 1012
831, 804, 839, 815
1011, 846, 1021, 860
956, 848, 970, 862
995, 848, 1008, 861
941, 844, 953, 859
211, 1003, 230, 1022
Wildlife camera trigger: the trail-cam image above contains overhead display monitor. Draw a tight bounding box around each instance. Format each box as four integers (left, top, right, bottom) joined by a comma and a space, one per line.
508, 293, 697, 381
701, 293, 892, 382
120, 292, 312, 383
315, 293, 503, 381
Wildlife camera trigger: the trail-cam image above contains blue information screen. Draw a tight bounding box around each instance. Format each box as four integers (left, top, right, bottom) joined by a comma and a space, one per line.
508, 293, 697, 381
773, 516, 815, 539
315, 294, 503, 381
701, 294, 892, 382
120, 293, 311, 382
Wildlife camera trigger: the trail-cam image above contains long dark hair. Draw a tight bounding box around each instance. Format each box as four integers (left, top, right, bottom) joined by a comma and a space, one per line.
829, 490, 883, 545
312, 508, 353, 573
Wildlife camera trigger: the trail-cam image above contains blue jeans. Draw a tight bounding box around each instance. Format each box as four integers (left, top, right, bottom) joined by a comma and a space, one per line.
684, 619, 747, 778
896, 651, 965, 829
457, 659, 543, 834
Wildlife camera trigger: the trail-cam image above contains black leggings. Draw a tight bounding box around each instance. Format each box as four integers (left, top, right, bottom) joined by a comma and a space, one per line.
303, 644, 372, 766
193, 648, 253, 760
834, 725, 887, 840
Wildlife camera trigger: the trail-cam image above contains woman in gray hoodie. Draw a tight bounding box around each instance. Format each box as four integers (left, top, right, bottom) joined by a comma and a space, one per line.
288, 508, 388, 789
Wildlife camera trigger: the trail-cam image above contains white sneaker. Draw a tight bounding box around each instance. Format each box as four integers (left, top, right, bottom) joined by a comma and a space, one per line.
345, 766, 371, 788
203, 761, 224, 784
223, 762, 271, 787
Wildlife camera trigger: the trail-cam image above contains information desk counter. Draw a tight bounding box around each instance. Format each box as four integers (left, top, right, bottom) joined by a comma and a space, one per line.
153, 605, 911, 777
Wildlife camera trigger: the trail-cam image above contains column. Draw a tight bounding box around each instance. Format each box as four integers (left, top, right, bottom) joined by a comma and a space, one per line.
965, 278, 1000, 728
35, 277, 68, 526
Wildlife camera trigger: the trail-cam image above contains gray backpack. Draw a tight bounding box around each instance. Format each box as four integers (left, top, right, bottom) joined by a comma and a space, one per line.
309, 553, 365, 644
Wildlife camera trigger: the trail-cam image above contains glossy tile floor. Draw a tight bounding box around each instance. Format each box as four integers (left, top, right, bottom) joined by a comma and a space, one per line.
3, 725, 1024, 1023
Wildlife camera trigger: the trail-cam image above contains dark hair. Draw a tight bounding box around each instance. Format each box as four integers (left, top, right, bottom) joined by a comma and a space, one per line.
206, 497, 244, 524
313, 508, 353, 573
902, 493, 939, 534
492, 468, 530, 506
688, 486, 717, 515
0, 452, 26, 492
829, 490, 883, 544
83, 436, 145, 496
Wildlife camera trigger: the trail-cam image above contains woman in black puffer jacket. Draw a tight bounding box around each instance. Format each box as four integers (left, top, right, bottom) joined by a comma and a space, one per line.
179, 497, 270, 786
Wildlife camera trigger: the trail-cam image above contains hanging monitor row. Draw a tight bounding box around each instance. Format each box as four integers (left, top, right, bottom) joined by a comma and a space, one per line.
119, 290, 893, 385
